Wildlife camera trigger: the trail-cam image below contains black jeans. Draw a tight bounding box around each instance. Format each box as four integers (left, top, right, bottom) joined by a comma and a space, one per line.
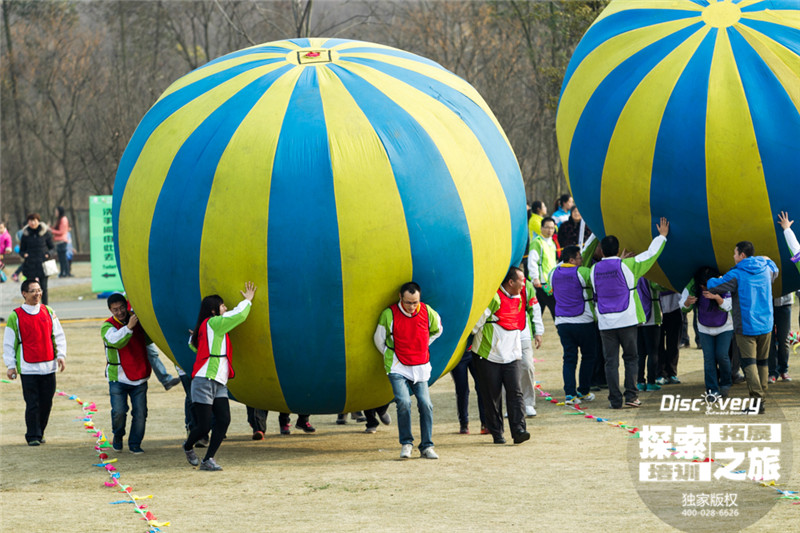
20, 372, 57, 443
769, 304, 791, 377
637, 325, 661, 384
658, 310, 682, 378
451, 350, 485, 428
474, 356, 526, 439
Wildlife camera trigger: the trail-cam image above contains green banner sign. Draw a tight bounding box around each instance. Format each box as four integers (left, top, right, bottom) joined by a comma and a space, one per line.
89, 195, 124, 293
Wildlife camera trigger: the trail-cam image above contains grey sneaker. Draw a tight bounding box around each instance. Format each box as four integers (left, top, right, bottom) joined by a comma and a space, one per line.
400, 444, 413, 459
164, 377, 181, 390
421, 446, 439, 459
199, 457, 223, 471
364, 426, 378, 434
183, 443, 199, 466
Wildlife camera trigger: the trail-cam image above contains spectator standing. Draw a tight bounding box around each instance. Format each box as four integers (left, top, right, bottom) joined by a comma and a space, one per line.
552, 194, 574, 228
19, 214, 55, 305
50, 206, 71, 278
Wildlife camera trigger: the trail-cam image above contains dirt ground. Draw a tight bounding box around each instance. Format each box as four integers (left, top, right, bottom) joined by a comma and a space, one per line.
1, 311, 799, 533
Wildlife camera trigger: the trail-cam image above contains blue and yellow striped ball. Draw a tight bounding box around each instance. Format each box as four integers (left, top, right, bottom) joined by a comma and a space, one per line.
557, 0, 800, 293
113, 38, 527, 413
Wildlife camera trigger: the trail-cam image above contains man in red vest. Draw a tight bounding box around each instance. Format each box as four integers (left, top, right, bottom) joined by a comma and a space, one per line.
471, 267, 538, 445
3, 279, 67, 445
374, 282, 443, 459
101, 293, 153, 454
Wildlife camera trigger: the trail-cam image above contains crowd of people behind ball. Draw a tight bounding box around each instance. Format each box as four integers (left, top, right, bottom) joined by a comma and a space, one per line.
0, 200, 797, 467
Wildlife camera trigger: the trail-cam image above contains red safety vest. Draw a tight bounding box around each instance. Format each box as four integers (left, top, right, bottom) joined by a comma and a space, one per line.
390, 303, 430, 366
104, 317, 152, 381
192, 317, 235, 379
14, 307, 55, 363
494, 287, 527, 331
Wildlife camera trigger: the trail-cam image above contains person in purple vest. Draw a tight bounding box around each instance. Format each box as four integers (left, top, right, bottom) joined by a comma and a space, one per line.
590, 218, 669, 409
374, 282, 443, 459
549, 239, 599, 405
680, 267, 733, 398
707, 241, 777, 410
636, 278, 662, 392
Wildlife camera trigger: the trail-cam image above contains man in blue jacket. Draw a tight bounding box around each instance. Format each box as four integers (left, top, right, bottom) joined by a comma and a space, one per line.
707, 241, 778, 409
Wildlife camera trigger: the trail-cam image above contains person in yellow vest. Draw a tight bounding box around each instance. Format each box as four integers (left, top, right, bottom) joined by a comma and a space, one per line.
528, 216, 559, 319
3, 279, 67, 446
374, 281, 443, 460
102, 293, 154, 454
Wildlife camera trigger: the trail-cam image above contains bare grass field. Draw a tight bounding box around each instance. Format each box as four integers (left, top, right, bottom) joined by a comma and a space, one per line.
1, 306, 799, 532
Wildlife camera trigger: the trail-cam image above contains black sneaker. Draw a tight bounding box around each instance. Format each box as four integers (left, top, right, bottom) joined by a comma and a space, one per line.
512, 431, 531, 444
336, 414, 347, 425
164, 377, 181, 390
296, 421, 316, 433
27, 440, 41, 446
112, 436, 123, 451
493, 435, 506, 444
129, 446, 145, 454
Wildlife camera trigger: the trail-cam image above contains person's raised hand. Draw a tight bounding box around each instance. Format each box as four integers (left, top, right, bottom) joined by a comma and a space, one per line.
241, 281, 257, 302
778, 211, 793, 230
657, 217, 669, 237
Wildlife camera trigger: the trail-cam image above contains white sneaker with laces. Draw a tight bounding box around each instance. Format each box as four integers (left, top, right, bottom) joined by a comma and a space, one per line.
421, 447, 439, 460
400, 444, 413, 459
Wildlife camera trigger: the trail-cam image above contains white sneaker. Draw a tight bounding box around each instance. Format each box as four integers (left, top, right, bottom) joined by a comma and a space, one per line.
525, 406, 537, 417
400, 444, 413, 459
421, 446, 439, 459
579, 392, 596, 402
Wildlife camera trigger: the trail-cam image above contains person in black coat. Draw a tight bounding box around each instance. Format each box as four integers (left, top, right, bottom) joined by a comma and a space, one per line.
19, 213, 55, 305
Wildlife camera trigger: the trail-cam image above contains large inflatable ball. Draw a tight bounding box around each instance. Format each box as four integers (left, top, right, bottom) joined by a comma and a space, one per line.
557, 0, 800, 293
113, 38, 527, 413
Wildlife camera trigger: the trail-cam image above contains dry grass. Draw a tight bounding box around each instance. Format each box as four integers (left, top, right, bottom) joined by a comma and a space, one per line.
1, 311, 799, 533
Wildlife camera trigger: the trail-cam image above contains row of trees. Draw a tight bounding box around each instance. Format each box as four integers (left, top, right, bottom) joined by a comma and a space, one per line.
1, 0, 607, 250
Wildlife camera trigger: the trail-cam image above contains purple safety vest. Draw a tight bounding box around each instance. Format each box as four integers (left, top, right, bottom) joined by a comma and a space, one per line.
637, 277, 652, 322
697, 293, 729, 328
552, 266, 587, 318
593, 258, 632, 315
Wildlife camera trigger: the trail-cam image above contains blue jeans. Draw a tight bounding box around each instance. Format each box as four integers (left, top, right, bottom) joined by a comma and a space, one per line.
557, 322, 598, 396
109, 381, 148, 448
388, 373, 433, 450
699, 331, 733, 395
146, 344, 175, 387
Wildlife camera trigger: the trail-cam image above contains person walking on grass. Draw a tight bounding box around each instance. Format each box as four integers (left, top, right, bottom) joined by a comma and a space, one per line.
3, 279, 66, 446
183, 281, 256, 471
374, 282, 442, 459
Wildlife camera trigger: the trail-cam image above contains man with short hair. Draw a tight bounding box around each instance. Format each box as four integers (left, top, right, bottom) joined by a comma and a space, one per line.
591, 218, 669, 409
374, 282, 442, 459
3, 280, 67, 445
102, 293, 152, 453
472, 267, 540, 445
707, 241, 778, 409
550, 239, 599, 405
